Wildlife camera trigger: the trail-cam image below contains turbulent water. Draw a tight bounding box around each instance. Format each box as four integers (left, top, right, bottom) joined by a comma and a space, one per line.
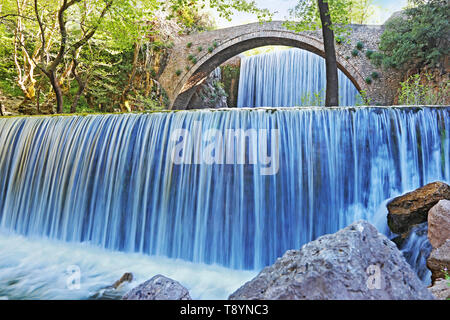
237, 48, 360, 107
0, 107, 449, 299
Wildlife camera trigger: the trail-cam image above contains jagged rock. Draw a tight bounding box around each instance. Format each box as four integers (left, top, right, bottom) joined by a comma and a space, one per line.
229, 220, 434, 300
427, 239, 450, 285
189, 68, 228, 109
428, 278, 450, 300
387, 182, 450, 234
428, 200, 450, 249
122, 274, 191, 300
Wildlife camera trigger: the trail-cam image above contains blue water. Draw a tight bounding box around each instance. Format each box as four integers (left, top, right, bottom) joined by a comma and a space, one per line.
0, 107, 448, 273
237, 48, 360, 107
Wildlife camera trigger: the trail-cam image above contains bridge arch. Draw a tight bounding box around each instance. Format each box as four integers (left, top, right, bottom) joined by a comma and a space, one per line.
159, 22, 396, 109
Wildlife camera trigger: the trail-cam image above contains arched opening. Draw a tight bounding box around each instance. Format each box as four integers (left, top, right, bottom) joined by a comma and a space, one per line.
171, 35, 365, 110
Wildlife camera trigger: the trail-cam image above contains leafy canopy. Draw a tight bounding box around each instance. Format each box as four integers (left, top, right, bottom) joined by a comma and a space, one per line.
378, 0, 450, 70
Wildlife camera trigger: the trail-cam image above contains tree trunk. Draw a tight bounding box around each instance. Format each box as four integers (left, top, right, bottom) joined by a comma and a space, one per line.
49, 71, 63, 113
318, 0, 339, 107
70, 59, 86, 113
120, 42, 141, 111
0, 100, 5, 116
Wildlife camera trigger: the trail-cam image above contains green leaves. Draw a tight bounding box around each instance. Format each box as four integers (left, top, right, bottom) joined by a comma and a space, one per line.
284, 0, 374, 37
379, 0, 449, 70
397, 72, 449, 105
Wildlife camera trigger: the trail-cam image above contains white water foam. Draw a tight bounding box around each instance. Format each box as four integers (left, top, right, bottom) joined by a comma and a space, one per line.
0, 229, 257, 300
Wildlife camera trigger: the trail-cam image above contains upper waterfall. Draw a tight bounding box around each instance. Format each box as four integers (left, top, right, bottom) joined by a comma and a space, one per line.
237, 48, 360, 107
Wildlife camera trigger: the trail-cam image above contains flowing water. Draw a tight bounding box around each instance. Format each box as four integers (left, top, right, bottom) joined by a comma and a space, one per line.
0, 106, 448, 299
237, 48, 360, 107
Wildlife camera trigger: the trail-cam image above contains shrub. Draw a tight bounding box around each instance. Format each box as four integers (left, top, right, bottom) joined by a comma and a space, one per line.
365, 50, 374, 59
365, 77, 372, 84
356, 41, 364, 50
208, 46, 214, 53
371, 72, 379, 80
197, 46, 203, 52
213, 41, 218, 48
175, 69, 182, 76
186, 42, 192, 48
379, 0, 450, 70
351, 49, 359, 57
397, 73, 449, 105
370, 52, 384, 67
188, 54, 195, 61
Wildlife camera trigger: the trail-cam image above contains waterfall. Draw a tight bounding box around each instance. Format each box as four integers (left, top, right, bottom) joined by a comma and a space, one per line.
0, 107, 449, 272
237, 48, 360, 107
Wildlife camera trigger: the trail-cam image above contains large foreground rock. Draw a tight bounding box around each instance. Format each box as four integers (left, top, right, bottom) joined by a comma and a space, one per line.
229, 220, 434, 300
427, 200, 450, 249
387, 182, 450, 234
122, 275, 191, 300
427, 239, 450, 284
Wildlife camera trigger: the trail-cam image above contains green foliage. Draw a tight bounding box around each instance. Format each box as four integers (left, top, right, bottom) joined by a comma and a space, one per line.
355, 90, 372, 106
208, 46, 214, 53
365, 50, 374, 59
188, 54, 195, 61
371, 71, 379, 79
351, 49, 359, 57
356, 41, 364, 50
185, 65, 190, 71
397, 73, 449, 105
284, 0, 376, 39
370, 51, 384, 67
197, 46, 203, 52
378, 0, 450, 70
187, 42, 193, 48
335, 35, 344, 44
175, 69, 182, 76
365, 77, 372, 84
300, 89, 325, 106
0, 0, 276, 114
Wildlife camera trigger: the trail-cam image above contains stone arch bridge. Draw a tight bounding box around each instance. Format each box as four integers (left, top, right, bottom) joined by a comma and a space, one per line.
159, 21, 399, 109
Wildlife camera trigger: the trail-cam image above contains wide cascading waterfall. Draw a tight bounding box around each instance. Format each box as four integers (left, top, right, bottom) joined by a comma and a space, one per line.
237, 48, 360, 107
0, 107, 449, 273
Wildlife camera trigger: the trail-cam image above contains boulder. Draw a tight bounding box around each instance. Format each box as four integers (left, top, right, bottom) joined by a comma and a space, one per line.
428, 278, 450, 300
387, 182, 450, 234
122, 274, 191, 300
427, 239, 450, 284
229, 220, 434, 300
427, 200, 450, 249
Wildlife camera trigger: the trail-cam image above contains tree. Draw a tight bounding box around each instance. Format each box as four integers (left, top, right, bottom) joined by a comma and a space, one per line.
35, 0, 113, 113
318, 0, 339, 106
378, 0, 449, 71
284, 0, 375, 106
1, 0, 272, 114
